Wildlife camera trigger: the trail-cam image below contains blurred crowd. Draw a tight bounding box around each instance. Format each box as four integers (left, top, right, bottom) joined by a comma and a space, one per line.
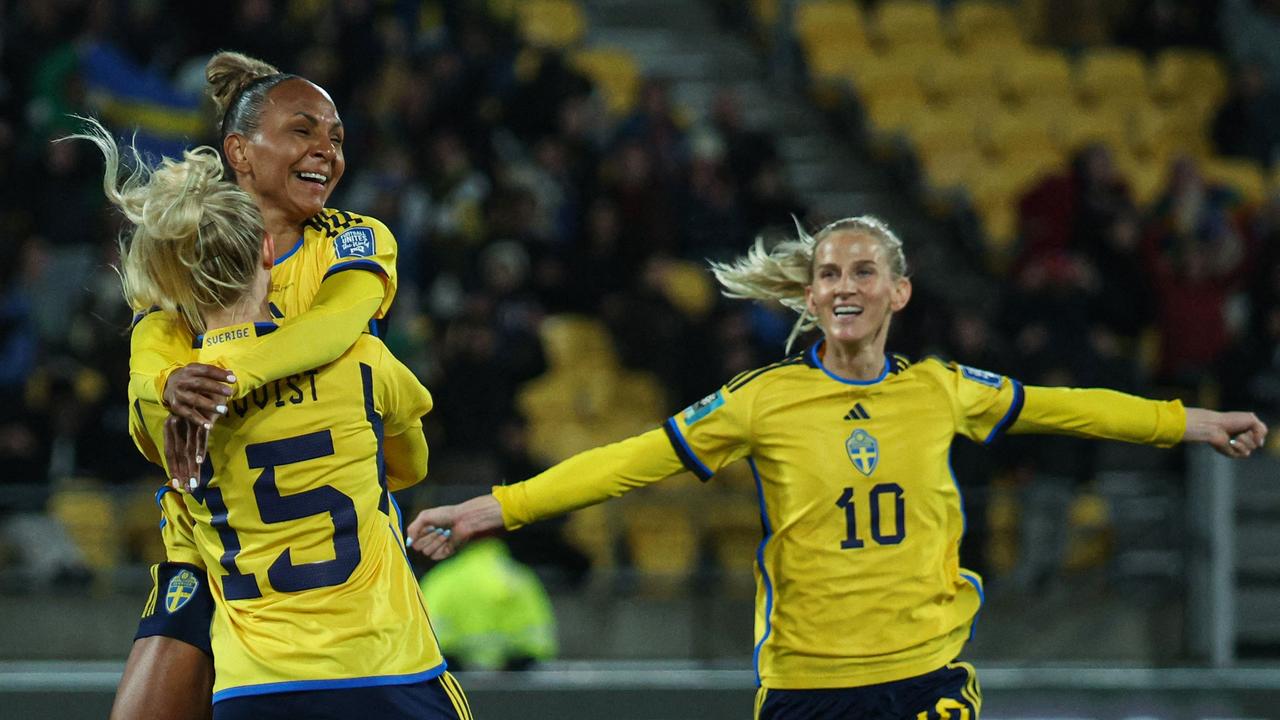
0, 0, 1275, 594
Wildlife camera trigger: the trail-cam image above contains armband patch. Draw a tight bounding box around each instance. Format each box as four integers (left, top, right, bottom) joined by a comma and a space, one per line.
335, 226, 376, 259
682, 390, 724, 425
165, 569, 200, 613
960, 365, 1003, 388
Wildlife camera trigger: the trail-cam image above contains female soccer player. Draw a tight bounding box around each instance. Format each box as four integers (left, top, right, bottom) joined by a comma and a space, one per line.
408, 216, 1267, 719
76, 118, 470, 719
108, 52, 406, 719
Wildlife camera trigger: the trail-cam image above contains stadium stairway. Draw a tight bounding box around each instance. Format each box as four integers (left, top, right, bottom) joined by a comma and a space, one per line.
577, 0, 986, 305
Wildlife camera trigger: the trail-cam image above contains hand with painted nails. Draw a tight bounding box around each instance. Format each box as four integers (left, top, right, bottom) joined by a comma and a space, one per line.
163, 363, 236, 428
163, 414, 208, 493
405, 495, 504, 561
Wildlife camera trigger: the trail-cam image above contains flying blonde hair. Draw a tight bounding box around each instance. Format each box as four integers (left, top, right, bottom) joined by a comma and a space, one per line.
62, 117, 265, 335
709, 216, 908, 351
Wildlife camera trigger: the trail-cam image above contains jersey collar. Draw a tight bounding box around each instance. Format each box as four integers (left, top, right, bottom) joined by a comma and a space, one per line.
193, 321, 279, 350
807, 340, 890, 386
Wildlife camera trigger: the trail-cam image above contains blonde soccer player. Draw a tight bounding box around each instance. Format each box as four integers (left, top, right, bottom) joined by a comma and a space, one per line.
72, 117, 470, 719
409, 216, 1266, 719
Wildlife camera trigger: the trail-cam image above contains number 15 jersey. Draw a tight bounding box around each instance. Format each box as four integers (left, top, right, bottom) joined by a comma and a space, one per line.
134, 325, 442, 703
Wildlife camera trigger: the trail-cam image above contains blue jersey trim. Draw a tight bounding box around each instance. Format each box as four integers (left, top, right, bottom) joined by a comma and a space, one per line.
212, 662, 447, 703
960, 571, 985, 640
361, 363, 389, 514
808, 342, 890, 386
154, 485, 175, 529
274, 236, 304, 265
983, 379, 1025, 445
323, 259, 387, 282
662, 418, 713, 481
748, 458, 774, 688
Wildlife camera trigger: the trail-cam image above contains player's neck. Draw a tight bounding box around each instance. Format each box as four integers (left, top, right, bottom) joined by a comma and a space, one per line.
259, 206, 305, 261
821, 336, 886, 381
202, 298, 272, 335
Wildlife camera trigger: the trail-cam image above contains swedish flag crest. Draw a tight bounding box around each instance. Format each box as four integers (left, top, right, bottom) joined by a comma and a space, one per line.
846, 429, 879, 476
165, 569, 199, 614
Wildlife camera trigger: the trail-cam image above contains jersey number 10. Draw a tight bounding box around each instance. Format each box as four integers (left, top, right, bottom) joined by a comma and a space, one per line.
835, 483, 906, 549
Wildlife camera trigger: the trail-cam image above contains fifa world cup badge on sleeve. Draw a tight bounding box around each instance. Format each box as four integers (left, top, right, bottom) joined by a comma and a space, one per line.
959, 365, 1002, 388
165, 569, 200, 613
335, 226, 376, 258
682, 390, 725, 425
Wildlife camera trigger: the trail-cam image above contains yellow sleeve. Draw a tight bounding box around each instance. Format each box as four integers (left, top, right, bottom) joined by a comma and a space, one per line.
919, 359, 1025, 445
1011, 386, 1187, 447
492, 428, 687, 530
377, 341, 433, 491
214, 271, 384, 399
321, 213, 399, 319
128, 310, 195, 405
157, 487, 204, 568
661, 384, 753, 480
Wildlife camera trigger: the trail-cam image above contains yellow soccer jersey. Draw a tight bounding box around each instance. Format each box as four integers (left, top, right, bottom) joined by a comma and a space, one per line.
133, 323, 441, 702
275, 208, 398, 323
128, 207, 398, 406
665, 347, 1015, 689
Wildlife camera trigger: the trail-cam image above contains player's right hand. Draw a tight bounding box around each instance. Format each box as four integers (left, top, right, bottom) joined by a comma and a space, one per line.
163, 363, 235, 428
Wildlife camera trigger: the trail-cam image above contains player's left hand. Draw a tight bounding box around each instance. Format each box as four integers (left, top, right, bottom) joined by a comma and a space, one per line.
163, 414, 208, 492
406, 495, 505, 560
1184, 408, 1268, 459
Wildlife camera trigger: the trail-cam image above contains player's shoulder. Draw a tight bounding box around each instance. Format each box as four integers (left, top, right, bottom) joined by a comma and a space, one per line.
905, 355, 1008, 391
723, 349, 813, 396
306, 208, 394, 241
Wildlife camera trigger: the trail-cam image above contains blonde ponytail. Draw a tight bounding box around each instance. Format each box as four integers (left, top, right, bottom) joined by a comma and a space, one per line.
709, 215, 908, 351
62, 117, 265, 334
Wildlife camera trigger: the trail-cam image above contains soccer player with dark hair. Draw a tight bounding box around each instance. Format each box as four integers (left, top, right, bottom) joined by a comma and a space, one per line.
70, 116, 469, 719
409, 216, 1266, 719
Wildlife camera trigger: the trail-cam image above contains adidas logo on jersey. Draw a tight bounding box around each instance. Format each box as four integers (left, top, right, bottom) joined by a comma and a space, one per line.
843, 403, 871, 421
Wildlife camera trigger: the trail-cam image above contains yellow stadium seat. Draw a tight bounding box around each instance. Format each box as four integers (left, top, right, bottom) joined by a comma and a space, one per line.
1114, 153, 1167, 207
907, 105, 981, 158
1200, 156, 1268, 205
570, 47, 640, 117
515, 0, 587, 50
1151, 48, 1227, 109
1058, 103, 1129, 155
48, 483, 120, 576
872, 0, 945, 51
1076, 47, 1149, 109
950, 0, 1025, 52
918, 52, 1000, 108
920, 147, 985, 192
623, 503, 698, 592
563, 503, 617, 570
537, 315, 617, 371
803, 37, 875, 107
998, 49, 1072, 107
796, 1, 867, 47
862, 91, 924, 137
981, 107, 1058, 160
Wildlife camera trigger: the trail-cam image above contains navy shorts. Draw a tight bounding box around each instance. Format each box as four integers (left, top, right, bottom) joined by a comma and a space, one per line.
213, 672, 472, 720
134, 562, 214, 657
755, 661, 982, 719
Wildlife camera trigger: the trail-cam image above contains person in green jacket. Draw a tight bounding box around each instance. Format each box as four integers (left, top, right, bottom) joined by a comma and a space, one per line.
420, 538, 558, 671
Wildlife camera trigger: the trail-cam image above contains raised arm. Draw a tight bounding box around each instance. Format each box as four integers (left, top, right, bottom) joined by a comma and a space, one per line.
1012, 385, 1267, 457
408, 428, 686, 560
216, 270, 384, 399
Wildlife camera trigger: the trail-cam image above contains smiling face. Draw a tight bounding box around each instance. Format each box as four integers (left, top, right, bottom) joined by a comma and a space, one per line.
804, 230, 911, 352
224, 78, 345, 225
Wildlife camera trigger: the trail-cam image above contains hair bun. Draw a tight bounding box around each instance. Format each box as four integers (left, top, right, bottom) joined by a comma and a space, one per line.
206, 51, 280, 125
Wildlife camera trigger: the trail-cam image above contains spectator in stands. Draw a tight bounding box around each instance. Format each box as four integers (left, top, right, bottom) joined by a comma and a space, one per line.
1221, 0, 1280, 92
1212, 60, 1280, 170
